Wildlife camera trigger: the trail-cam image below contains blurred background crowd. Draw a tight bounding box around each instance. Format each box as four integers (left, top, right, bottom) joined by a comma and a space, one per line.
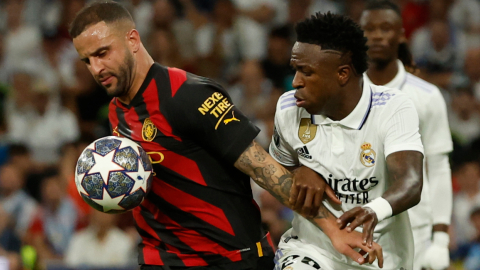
0, 0, 479, 269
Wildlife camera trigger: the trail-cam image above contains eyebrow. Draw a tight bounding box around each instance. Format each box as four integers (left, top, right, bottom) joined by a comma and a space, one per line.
80, 46, 110, 62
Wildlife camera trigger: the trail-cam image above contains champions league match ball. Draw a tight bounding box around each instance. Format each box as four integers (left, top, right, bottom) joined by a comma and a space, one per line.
75, 136, 153, 214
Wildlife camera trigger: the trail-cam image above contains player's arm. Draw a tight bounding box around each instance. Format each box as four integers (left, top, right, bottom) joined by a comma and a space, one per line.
235, 140, 383, 267
337, 96, 424, 247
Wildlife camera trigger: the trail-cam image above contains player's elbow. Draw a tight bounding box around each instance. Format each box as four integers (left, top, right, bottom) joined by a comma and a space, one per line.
410, 176, 423, 207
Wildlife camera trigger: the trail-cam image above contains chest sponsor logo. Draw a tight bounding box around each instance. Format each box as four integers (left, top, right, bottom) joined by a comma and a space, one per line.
296, 146, 312, 159
198, 92, 236, 130
360, 142, 376, 167
298, 118, 317, 144
326, 173, 379, 204
142, 118, 157, 142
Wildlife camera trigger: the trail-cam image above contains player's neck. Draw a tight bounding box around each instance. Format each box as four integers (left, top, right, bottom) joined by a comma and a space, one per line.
366, 59, 398, 86
326, 79, 363, 121
118, 45, 154, 105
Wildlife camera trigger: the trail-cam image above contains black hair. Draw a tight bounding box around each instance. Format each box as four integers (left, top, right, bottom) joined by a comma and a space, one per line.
69, 0, 134, 39
364, 0, 416, 72
295, 12, 369, 75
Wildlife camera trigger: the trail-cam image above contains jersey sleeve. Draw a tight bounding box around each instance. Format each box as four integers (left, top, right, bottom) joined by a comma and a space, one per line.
268, 101, 299, 167
168, 79, 260, 165
420, 90, 453, 155
381, 94, 424, 157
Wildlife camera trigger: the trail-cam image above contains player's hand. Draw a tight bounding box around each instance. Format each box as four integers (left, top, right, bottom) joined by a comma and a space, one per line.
422, 231, 450, 270
329, 228, 384, 268
290, 166, 341, 218
336, 206, 378, 248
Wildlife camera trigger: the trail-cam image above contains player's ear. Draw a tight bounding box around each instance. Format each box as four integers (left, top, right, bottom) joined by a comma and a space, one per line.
337, 64, 351, 86
126, 29, 141, 54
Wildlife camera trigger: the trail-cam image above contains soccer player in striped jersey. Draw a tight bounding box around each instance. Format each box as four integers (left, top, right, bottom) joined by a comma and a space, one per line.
69, 2, 382, 269
360, 1, 453, 269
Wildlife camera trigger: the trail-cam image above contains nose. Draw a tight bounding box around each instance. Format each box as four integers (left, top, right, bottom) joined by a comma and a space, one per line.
89, 57, 104, 76
292, 72, 304, 90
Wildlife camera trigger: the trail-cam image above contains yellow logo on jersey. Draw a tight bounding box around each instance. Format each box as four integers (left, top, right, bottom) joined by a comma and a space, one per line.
224, 111, 240, 125
142, 118, 157, 142
360, 142, 376, 167
298, 118, 317, 144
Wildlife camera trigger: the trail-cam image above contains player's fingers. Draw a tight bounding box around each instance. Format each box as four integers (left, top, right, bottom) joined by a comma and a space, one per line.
341, 246, 365, 265
301, 189, 315, 217
363, 220, 375, 247
289, 180, 300, 207
294, 186, 307, 211
346, 214, 368, 233
325, 185, 341, 204
337, 208, 360, 229
373, 243, 384, 268
311, 190, 323, 217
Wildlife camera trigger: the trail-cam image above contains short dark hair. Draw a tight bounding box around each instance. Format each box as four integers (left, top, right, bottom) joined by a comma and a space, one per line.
69, 1, 134, 39
295, 12, 369, 75
365, 0, 402, 16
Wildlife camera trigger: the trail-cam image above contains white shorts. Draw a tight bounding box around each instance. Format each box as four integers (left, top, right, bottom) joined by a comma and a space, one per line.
412, 225, 432, 270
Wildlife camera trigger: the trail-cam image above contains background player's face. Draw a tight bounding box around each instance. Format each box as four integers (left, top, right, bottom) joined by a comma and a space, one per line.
360, 9, 404, 65
291, 42, 342, 115
73, 21, 134, 97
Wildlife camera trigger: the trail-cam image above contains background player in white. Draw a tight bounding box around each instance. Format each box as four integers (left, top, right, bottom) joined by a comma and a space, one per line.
270, 12, 424, 269
360, 1, 453, 269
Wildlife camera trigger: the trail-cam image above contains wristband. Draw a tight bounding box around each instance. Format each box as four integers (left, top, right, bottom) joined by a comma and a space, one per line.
363, 197, 393, 222
432, 231, 450, 246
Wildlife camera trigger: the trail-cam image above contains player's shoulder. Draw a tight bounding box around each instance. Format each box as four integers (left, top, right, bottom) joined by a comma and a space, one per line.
276, 90, 298, 111
370, 83, 408, 108
403, 73, 442, 97
274, 90, 304, 126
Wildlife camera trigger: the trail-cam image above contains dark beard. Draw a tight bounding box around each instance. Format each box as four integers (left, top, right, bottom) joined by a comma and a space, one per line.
104, 51, 135, 98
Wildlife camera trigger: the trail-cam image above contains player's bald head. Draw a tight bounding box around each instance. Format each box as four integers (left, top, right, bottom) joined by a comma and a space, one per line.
69, 0, 135, 39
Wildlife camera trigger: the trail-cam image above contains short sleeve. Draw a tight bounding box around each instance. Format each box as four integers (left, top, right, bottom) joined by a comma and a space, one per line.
381, 96, 424, 157
268, 104, 299, 167
168, 79, 259, 165
420, 90, 453, 155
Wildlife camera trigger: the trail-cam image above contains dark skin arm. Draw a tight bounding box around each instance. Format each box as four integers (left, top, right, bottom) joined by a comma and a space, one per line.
235, 141, 384, 267
286, 165, 341, 217
337, 150, 423, 247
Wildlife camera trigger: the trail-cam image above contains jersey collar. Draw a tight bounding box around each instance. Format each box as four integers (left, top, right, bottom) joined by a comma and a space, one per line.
364, 59, 407, 90
311, 81, 373, 130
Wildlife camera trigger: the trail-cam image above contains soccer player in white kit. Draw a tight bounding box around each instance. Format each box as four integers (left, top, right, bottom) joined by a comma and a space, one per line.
270, 12, 424, 270
360, 1, 453, 269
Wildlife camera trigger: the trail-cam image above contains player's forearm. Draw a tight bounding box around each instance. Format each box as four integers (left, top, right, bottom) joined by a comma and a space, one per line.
426, 154, 452, 226
234, 141, 338, 231
384, 151, 424, 215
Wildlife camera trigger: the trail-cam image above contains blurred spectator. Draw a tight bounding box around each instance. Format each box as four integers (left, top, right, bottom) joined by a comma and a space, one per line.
448, 86, 480, 146
411, 19, 467, 89
64, 210, 135, 268
151, 0, 196, 62
2, 0, 42, 73
147, 28, 191, 72
126, 0, 155, 39
400, 0, 429, 39
464, 206, 480, 270
452, 160, 480, 247
261, 25, 295, 92
27, 170, 78, 264
228, 60, 280, 148
449, 0, 480, 47
465, 47, 480, 101
0, 163, 37, 239
7, 78, 79, 166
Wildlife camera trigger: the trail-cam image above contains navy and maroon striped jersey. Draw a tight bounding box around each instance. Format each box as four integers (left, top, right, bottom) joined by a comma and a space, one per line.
108, 63, 274, 268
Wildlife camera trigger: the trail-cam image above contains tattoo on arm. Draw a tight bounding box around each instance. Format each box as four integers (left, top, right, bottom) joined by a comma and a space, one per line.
234, 141, 335, 227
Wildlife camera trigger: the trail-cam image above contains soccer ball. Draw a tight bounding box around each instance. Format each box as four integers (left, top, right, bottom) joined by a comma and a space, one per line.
75, 136, 153, 213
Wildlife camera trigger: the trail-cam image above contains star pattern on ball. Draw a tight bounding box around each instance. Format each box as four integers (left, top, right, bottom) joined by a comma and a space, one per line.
75, 172, 89, 196
126, 157, 152, 194
92, 189, 126, 212
89, 149, 124, 185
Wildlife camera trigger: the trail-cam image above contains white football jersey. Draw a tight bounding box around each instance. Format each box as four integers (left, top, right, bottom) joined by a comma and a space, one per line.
364, 60, 453, 228
270, 82, 424, 269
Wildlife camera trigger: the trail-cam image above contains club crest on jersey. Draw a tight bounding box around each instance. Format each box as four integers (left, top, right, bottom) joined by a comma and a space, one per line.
142, 118, 157, 142
298, 118, 317, 144
360, 142, 376, 167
